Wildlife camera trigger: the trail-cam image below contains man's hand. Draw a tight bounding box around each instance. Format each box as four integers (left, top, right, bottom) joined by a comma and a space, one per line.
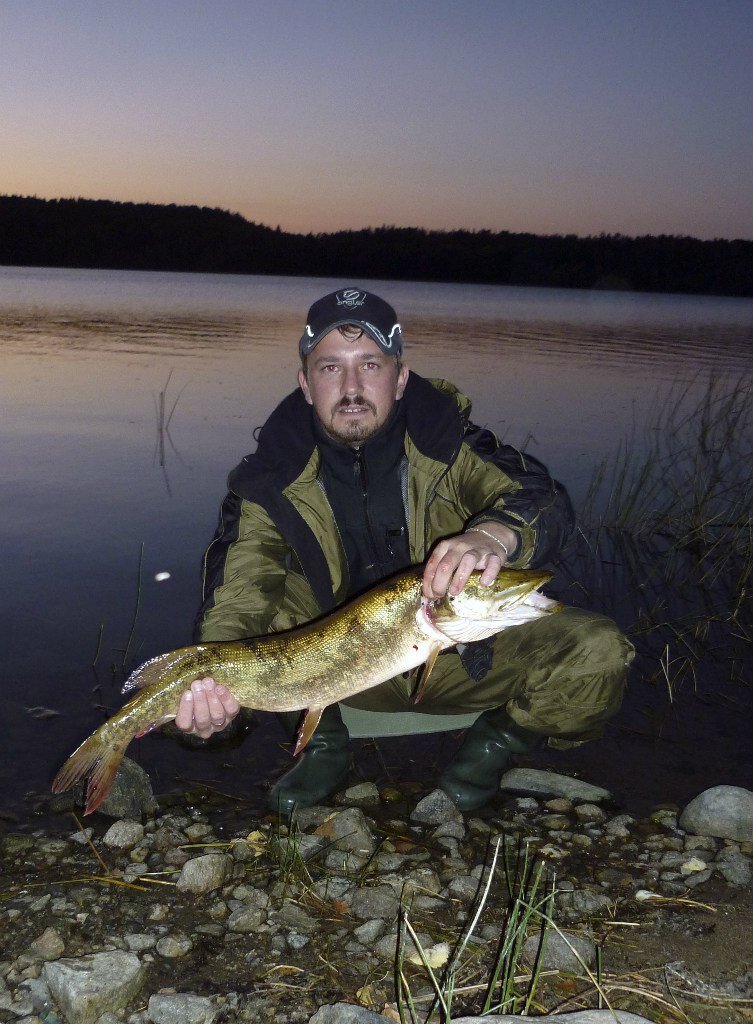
174, 677, 241, 739
423, 523, 517, 600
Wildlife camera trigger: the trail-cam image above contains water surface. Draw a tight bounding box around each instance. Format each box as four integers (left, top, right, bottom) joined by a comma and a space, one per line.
1, 267, 751, 825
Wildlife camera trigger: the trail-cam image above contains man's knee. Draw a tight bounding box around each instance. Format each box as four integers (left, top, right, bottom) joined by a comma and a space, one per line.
564, 612, 634, 673
502, 610, 633, 740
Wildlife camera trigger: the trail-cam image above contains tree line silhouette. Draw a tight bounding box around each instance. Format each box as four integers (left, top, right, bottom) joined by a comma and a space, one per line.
1, 195, 751, 297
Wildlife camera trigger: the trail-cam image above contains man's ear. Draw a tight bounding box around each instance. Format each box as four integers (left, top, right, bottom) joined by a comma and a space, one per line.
395, 362, 409, 400
298, 367, 313, 405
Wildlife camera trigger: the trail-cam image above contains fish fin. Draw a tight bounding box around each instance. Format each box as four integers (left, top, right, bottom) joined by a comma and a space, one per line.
411, 643, 442, 705
293, 706, 324, 756
51, 730, 126, 815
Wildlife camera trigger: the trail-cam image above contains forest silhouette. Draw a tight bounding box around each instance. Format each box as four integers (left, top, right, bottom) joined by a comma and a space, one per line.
1, 195, 751, 297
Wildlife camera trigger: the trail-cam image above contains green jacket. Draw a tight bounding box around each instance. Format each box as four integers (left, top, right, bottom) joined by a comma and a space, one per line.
195, 372, 573, 642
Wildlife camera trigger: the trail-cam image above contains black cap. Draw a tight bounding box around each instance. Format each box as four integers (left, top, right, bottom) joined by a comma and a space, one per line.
299, 288, 403, 359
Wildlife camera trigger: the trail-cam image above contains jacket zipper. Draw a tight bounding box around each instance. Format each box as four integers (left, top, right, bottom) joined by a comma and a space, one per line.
354, 449, 382, 572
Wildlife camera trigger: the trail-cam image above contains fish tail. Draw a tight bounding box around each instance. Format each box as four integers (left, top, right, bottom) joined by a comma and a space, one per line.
51, 729, 125, 815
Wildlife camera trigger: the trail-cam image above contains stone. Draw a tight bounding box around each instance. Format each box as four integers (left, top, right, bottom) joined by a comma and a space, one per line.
575, 803, 607, 823
227, 904, 266, 933
542, 814, 572, 830
605, 814, 635, 837
324, 850, 369, 872
97, 757, 157, 818
309, 1004, 387, 1022
147, 992, 218, 1023
499, 769, 612, 803
558, 889, 614, 917
27, 927, 65, 961
278, 901, 317, 932
152, 825, 187, 852
715, 846, 752, 885
373, 928, 432, 962
156, 934, 193, 958
447, 875, 480, 902
679, 786, 753, 842
315, 808, 377, 855
432, 820, 466, 840
545, 797, 573, 813
183, 822, 214, 841
69, 827, 95, 845
410, 789, 463, 826
354, 919, 386, 944
680, 857, 710, 875
683, 869, 714, 888
523, 929, 597, 973
125, 934, 158, 952
102, 820, 145, 850
335, 782, 381, 808
1, 834, 35, 857
43, 951, 145, 1024
349, 885, 400, 921
176, 854, 232, 895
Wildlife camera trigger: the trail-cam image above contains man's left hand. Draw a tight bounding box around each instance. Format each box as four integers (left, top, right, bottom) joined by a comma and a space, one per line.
423, 523, 517, 600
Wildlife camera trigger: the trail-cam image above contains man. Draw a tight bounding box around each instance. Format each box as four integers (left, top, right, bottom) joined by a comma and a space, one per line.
175, 288, 633, 816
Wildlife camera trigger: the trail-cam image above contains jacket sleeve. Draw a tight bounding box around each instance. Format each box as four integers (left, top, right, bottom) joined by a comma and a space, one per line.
463, 422, 575, 567
193, 492, 291, 642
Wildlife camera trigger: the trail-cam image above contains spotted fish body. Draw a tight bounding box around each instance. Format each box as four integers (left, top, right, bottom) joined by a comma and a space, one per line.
52, 566, 559, 813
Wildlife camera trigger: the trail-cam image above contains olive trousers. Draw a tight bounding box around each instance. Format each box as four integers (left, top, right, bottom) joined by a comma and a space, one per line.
341, 608, 633, 746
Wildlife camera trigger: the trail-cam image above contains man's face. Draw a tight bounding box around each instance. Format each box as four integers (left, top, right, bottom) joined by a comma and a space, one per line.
298, 328, 409, 446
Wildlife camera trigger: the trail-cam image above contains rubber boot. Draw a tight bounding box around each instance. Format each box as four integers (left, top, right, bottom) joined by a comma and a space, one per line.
268, 704, 350, 818
439, 707, 542, 812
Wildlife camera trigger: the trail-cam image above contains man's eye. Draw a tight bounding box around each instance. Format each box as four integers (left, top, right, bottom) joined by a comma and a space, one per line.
364, 362, 379, 370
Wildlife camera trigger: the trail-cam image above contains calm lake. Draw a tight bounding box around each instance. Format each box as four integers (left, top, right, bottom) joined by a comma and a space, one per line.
2, 265, 752, 827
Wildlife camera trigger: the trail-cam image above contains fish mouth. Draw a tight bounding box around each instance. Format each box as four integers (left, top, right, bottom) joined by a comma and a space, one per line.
427, 579, 561, 645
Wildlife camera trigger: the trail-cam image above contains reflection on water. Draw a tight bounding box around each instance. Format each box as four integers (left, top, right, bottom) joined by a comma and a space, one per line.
1, 266, 752, 826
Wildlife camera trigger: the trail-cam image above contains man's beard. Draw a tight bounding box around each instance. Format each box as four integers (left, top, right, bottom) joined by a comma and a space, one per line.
324, 396, 379, 445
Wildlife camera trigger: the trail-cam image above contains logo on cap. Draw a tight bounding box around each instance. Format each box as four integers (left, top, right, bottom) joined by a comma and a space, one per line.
336, 289, 367, 309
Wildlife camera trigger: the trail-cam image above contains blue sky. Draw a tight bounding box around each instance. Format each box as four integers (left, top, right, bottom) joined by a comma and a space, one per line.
1, 0, 751, 238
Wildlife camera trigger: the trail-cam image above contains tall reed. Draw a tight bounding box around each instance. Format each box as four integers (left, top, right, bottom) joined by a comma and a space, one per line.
559, 375, 753, 696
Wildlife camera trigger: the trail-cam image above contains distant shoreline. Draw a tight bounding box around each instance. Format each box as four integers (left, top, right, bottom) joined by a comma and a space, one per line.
2, 194, 752, 298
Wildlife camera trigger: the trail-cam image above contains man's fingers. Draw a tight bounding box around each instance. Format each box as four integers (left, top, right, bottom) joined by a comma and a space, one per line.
174, 692, 195, 732
204, 686, 228, 727
424, 535, 505, 599
447, 550, 484, 596
216, 686, 241, 716
478, 552, 503, 585
173, 678, 240, 736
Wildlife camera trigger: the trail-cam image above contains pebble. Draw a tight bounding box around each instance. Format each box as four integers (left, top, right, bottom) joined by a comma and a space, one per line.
103, 820, 146, 850
176, 854, 232, 894
147, 992, 219, 1023
155, 934, 193, 958
1, 776, 751, 1024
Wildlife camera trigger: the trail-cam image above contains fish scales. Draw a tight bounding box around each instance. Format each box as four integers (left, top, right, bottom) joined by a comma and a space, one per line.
52, 566, 559, 813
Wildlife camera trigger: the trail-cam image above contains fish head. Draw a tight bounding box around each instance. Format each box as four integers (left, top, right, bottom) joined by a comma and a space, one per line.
428, 568, 560, 644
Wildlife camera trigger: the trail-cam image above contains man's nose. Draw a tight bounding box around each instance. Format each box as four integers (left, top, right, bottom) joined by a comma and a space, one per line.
341, 365, 362, 396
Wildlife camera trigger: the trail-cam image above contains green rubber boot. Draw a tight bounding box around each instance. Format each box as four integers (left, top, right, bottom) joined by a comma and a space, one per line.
268, 704, 350, 818
439, 708, 542, 812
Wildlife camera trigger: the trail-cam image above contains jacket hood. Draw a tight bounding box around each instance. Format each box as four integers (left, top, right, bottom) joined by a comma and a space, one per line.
229, 371, 469, 497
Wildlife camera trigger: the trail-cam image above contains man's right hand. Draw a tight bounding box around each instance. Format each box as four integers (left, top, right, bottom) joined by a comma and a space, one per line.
174, 677, 241, 739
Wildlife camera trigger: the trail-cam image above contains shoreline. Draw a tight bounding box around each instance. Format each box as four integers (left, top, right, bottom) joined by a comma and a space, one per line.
3, 768, 752, 1024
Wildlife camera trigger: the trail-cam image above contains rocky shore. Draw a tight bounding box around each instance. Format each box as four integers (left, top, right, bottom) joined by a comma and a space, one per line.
2, 768, 752, 1024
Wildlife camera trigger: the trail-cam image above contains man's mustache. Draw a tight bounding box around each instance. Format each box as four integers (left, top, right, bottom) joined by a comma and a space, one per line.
334, 396, 376, 413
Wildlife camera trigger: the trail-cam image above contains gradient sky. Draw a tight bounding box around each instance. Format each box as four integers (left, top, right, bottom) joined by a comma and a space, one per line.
2, 0, 751, 240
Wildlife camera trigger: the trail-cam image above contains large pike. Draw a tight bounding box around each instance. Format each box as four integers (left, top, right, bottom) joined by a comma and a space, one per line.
53, 567, 559, 813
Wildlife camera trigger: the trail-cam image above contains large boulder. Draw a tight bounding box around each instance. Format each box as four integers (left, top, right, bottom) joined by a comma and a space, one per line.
679, 786, 753, 842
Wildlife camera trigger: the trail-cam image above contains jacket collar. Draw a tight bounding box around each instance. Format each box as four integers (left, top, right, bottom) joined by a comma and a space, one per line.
231, 371, 465, 494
